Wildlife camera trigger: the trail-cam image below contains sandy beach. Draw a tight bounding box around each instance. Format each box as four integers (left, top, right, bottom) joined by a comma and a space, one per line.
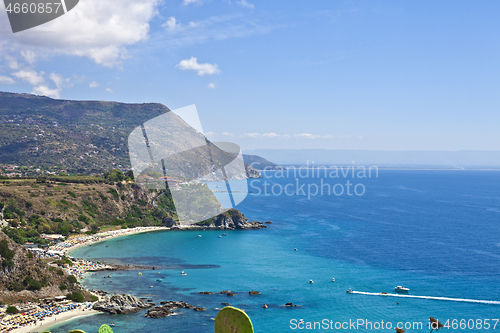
3, 227, 172, 333
50, 226, 170, 255
14, 308, 101, 333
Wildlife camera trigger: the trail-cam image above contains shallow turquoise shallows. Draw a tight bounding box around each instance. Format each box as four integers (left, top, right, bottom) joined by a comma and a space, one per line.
51, 170, 500, 333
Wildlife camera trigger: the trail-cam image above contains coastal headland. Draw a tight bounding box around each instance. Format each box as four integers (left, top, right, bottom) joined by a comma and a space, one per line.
2, 215, 267, 333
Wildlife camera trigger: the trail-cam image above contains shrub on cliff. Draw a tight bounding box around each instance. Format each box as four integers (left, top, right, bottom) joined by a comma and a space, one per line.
6, 306, 18, 314
66, 292, 84, 302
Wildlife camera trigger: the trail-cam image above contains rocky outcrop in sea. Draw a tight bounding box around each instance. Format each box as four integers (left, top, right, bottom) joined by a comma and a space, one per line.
210, 209, 266, 229
93, 294, 154, 314
145, 301, 206, 318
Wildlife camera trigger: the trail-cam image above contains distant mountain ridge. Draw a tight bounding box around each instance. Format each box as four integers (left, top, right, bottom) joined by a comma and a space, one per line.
0, 91, 260, 178
244, 149, 500, 169
242, 154, 284, 170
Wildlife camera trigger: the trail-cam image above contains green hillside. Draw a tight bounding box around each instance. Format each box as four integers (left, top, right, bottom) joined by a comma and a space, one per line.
0, 92, 173, 173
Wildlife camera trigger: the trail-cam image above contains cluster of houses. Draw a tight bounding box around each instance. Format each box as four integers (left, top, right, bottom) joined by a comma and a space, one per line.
23, 234, 67, 258
0, 165, 63, 178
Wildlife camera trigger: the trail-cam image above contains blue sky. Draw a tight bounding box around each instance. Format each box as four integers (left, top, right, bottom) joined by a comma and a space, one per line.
1, 0, 499, 151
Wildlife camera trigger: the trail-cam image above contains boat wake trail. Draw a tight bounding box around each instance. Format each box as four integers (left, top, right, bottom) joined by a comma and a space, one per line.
349, 291, 500, 305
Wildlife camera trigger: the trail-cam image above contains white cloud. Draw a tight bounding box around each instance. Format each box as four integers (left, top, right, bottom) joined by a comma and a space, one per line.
244, 133, 261, 137
237, 0, 254, 9
89, 81, 100, 88
162, 17, 182, 32
208, 83, 216, 89
157, 13, 274, 50
0, 76, 15, 84
7, 59, 19, 70
32, 85, 60, 98
21, 50, 36, 64
295, 133, 318, 139
205, 131, 216, 136
294, 133, 334, 139
12, 69, 45, 85
0, 0, 160, 67
241, 132, 334, 139
177, 57, 220, 76
11, 69, 72, 98
183, 0, 203, 5
222, 132, 233, 136
106, 88, 113, 93
50, 72, 72, 89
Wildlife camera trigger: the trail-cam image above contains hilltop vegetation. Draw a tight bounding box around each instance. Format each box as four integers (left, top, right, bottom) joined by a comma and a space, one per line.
0, 170, 177, 246
0, 92, 261, 180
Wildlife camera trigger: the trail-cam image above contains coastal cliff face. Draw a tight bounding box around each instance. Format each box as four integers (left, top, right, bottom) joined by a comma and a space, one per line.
202, 209, 265, 229
0, 231, 82, 303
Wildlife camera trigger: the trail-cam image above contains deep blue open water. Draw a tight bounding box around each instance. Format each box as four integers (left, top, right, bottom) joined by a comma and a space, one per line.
50, 170, 500, 332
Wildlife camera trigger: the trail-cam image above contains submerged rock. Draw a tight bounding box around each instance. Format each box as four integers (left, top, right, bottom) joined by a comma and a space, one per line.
249, 290, 261, 295
194, 307, 207, 311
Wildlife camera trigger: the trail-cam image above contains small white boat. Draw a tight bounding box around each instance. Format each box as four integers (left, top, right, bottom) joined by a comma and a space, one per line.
182, 273, 187, 276
181, 270, 184, 274
394, 286, 410, 293
309, 280, 314, 284
156, 279, 162, 282
332, 278, 335, 282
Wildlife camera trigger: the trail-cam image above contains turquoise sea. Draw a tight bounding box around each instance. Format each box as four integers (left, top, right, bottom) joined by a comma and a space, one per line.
51, 170, 500, 332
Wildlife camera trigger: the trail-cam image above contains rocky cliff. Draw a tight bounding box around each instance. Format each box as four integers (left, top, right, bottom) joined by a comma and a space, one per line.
0, 231, 84, 303
199, 209, 266, 229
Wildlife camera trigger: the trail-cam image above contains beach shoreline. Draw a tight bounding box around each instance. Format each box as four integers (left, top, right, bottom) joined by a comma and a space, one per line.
8, 223, 260, 333
5, 227, 170, 333
52, 226, 171, 256
14, 308, 101, 333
